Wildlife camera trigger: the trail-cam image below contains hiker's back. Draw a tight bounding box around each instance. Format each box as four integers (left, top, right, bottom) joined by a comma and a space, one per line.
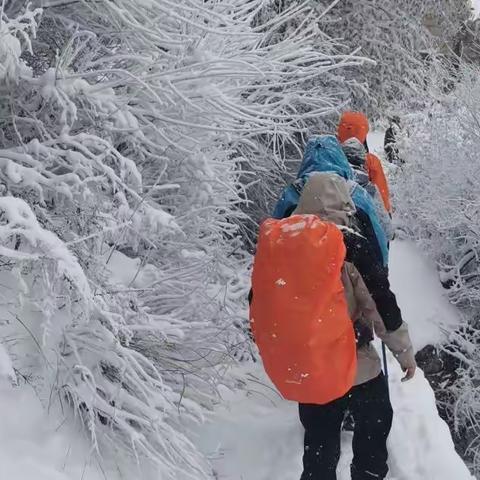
272, 135, 352, 219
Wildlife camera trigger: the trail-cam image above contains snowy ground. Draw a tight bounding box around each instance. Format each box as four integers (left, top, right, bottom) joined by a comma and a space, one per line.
389, 241, 462, 351
191, 239, 472, 480
0, 379, 106, 480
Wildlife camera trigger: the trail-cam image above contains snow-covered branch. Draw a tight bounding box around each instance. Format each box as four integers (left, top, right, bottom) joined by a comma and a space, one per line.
0, 0, 363, 476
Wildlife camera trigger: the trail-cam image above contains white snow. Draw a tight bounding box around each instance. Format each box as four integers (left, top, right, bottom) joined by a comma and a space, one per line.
104, 249, 142, 286
367, 130, 385, 153
0, 379, 108, 480
281, 219, 307, 233
474, 0, 480, 17
0, 343, 16, 384
389, 240, 462, 351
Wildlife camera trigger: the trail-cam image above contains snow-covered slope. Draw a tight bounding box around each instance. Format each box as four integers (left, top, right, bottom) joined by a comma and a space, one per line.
191, 241, 472, 480
0, 381, 107, 480
194, 363, 473, 480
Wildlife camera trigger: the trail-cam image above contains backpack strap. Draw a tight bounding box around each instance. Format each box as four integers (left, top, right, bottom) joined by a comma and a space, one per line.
292, 177, 306, 195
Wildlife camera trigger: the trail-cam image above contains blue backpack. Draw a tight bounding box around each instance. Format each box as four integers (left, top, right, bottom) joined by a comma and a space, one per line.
272, 135, 389, 266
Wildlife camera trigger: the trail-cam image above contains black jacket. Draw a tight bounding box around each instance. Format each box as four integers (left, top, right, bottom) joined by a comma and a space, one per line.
343, 225, 402, 332
354, 209, 384, 267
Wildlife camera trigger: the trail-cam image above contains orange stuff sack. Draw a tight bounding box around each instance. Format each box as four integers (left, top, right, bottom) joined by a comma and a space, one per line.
366, 153, 391, 213
250, 215, 357, 405
337, 111, 369, 144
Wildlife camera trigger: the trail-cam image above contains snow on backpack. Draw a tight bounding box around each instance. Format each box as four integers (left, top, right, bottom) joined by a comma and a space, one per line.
250, 214, 357, 404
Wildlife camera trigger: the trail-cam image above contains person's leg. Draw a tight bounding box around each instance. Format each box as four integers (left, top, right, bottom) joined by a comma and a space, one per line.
349, 374, 393, 480
298, 396, 347, 480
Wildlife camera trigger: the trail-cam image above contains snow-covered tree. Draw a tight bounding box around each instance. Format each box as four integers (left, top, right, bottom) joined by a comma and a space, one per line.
394, 62, 480, 476
394, 64, 480, 310
310, 0, 472, 117
0, 1, 363, 476
453, 18, 480, 65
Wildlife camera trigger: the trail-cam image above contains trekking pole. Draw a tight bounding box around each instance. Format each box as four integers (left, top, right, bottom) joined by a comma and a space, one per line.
381, 342, 390, 396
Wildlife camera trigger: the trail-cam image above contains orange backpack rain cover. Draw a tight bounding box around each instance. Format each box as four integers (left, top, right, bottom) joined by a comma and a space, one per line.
250, 215, 357, 405
366, 153, 392, 213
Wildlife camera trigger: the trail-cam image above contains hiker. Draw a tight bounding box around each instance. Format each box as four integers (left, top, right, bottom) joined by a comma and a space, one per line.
384, 116, 402, 165
250, 173, 416, 480
342, 137, 393, 241
272, 135, 353, 219
294, 173, 403, 339
273, 135, 389, 267
294, 173, 415, 480
337, 111, 392, 213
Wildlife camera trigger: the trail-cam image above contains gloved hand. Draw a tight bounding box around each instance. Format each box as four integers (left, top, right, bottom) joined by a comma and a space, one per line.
401, 365, 416, 382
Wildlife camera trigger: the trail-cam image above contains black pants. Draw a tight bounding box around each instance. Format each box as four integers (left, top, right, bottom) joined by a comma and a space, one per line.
299, 374, 393, 480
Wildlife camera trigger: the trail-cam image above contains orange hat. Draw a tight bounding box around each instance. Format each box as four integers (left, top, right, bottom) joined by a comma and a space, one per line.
337, 111, 369, 144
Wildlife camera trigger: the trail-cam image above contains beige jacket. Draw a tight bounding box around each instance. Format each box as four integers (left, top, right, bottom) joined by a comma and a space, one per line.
294, 172, 416, 385
342, 262, 415, 385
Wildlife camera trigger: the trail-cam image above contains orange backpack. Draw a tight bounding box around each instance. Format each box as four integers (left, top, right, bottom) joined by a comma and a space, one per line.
250, 215, 357, 405
366, 153, 392, 213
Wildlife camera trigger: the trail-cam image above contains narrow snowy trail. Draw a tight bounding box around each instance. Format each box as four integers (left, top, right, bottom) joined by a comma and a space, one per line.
389, 240, 462, 351
192, 240, 474, 480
